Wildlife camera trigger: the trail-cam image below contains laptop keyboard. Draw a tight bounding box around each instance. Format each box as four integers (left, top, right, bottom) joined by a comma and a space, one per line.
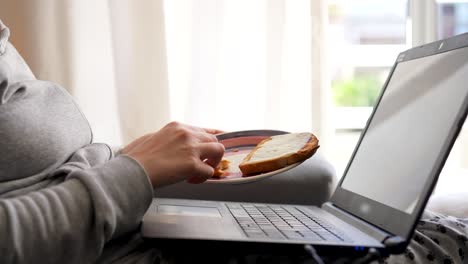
227, 203, 350, 242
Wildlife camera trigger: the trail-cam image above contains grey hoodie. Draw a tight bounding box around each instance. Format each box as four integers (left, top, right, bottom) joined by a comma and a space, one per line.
0, 20, 158, 263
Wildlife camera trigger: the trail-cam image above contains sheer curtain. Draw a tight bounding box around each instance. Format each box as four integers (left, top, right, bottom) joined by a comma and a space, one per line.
0, 0, 123, 145
165, 0, 332, 154
0, 0, 170, 145
165, 0, 314, 132
0, 0, 332, 154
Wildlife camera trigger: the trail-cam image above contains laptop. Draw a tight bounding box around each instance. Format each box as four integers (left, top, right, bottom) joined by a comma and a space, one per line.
141, 32, 468, 256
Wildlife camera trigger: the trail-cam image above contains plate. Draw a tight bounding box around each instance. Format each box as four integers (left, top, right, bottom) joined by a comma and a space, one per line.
206, 130, 304, 185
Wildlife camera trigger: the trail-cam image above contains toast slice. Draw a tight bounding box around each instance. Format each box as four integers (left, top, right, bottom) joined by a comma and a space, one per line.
239, 132, 319, 176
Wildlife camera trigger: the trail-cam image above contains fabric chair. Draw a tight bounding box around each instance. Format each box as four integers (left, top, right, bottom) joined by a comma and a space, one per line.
155, 152, 337, 206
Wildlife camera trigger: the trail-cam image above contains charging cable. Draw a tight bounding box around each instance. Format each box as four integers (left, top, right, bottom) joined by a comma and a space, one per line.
303, 245, 384, 264
351, 248, 382, 264
303, 244, 325, 264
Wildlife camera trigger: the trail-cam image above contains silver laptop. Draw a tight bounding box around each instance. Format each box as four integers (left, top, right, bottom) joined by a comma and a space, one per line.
141, 32, 468, 255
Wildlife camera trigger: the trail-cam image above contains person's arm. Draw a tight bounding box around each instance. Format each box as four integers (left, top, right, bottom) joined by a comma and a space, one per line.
0, 155, 153, 264
121, 121, 225, 186
0, 122, 224, 264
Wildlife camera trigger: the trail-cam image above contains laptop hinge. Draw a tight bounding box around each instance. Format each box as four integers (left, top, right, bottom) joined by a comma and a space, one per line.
322, 202, 406, 253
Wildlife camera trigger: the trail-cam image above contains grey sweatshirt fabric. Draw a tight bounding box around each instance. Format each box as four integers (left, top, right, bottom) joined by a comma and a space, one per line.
0, 20, 158, 263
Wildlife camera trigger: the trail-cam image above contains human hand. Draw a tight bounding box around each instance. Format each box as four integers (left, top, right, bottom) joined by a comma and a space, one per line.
121, 122, 225, 188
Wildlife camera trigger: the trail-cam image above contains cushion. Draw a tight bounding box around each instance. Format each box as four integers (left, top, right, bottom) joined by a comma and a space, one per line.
154, 152, 336, 206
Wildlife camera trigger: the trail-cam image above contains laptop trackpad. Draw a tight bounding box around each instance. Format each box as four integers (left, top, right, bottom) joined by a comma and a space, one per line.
143, 204, 242, 239
158, 205, 222, 218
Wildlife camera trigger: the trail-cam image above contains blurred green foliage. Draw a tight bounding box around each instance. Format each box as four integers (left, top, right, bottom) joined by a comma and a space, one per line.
332, 75, 382, 107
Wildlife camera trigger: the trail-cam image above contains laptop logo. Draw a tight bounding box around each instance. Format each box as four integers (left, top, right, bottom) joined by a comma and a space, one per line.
439, 42, 444, 50
359, 203, 371, 214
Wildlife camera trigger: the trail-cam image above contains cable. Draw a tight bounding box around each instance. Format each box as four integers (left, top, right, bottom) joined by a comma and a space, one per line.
303, 245, 384, 264
303, 244, 326, 264
351, 248, 382, 264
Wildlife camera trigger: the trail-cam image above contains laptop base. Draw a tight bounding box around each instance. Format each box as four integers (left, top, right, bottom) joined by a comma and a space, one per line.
144, 237, 383, 262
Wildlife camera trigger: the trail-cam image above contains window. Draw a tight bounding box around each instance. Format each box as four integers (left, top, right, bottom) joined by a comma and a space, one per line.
433, 0, 468, 194
163, 0, 468, 194
328, 0, 468, 193
328, 0, 410, 175
438, 1, 468, 39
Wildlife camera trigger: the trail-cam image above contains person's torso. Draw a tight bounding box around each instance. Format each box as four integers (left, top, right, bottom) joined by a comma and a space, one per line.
0, 19, 108, 197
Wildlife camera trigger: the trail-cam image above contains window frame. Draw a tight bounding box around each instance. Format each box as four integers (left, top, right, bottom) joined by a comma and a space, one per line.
329, 0, 451, 131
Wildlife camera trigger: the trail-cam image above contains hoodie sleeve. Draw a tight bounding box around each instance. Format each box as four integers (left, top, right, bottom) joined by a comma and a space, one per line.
0, 155, 154, 264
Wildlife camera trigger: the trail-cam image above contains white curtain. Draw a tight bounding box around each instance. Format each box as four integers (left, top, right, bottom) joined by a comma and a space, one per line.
0, 0, 332, 153
165, 0, 314, 132
0, 0, 170, 145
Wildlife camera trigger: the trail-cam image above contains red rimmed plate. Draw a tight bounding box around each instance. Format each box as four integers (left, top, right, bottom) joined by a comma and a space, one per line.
205, 130, 303, 184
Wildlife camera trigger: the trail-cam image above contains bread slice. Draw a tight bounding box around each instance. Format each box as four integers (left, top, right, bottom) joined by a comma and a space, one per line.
239, 132, 319, 176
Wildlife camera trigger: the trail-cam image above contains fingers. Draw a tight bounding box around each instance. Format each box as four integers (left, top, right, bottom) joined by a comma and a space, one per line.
184, 123, 225, 135
198, 142, 225, 168
187, 176, 208, 184
192, 131, 218, 143
202, 128, 225, 135
187, 142, 225, 184
186, 158, 216, 184
169, 122, 220, 143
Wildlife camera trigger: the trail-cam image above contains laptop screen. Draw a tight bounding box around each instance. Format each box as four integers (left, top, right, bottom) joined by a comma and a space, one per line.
340, 45, 468, 214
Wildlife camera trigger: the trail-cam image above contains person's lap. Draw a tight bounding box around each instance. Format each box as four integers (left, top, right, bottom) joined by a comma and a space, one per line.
102, 210, 468, 264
